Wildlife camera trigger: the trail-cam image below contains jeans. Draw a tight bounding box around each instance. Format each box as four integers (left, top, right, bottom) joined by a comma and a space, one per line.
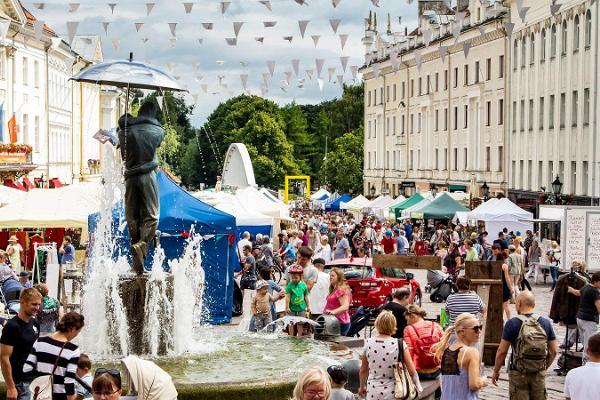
577, 318, 600, 363
255, 313, 273, 332
549, 266, 559, 290
16, 381, 31, 400
339, 322, 351, 336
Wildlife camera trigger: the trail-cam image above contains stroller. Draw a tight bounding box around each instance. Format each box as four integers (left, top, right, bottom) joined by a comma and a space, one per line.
346, 307, 373, 337
0, 279, 22, 316
426, 270, 455, 303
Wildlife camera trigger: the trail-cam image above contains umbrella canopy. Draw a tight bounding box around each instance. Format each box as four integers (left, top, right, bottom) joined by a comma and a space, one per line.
121, 356, 177, 400
71, 60, 186, 91
411, 193, 469, 220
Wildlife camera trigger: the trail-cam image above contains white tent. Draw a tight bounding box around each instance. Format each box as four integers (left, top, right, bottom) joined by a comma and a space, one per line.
341, 195, 371, 215
0, 185, 26, 206
193, 191, 274, 228
466, 198, 500, 221
235, 186, 291, 221
400, 197, 432, 219
453, 198, 499, 225
310, 188, 331, 201
471, 198, 533, 236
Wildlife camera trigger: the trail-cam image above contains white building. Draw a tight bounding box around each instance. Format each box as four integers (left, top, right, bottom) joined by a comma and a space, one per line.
361, 0, 509, 199
507, 0, 600, 206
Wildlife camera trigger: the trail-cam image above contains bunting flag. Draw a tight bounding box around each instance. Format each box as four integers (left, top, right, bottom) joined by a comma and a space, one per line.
315, 58, 325, 77
262, 72, 269, 85
423, 29, 432, 46
284, 71, 292, 85
439, 46, 448, 63
317, 78, 324, 91
0, 20, 9, 41
478, 25, 487, 36
340, 56, 349, 72
298, 20, 309, 38
293, 0, 308, 5
463, 41, 471, 58
112, 37, 120, 51
197, 38, 204, 45
371, 0, 380, 6
291, 59, 300, 76
169, 23, 177, 37
135, 23, 144, 32
372, 63, 380, 78
240, 74, 248, 90
33, 3, 45, 9
455, 11, 466, 22
337, 75, 344, 88
350, 65, 358, 80
146, 3, 155, 16
169, 37, 177, 47
414, 49, 422, 71
108, 3, 117, 14
68, 3, 80, 13
221, 1, 231, 15
504, 22, 515, 37
255, 37, 264, 43
329, 19, 341, 34
518, 7, 530, 23
259, 1, 272, 11
339, 34, 348, 50
550, 3, 561, 15
33, 20, 44, 41
311, 35, 320, 47
183, 2, 194, 14
101, 22, 110, 35
283, 36, 293, 43
66, 21, 79, 44
452, 24, 461, 42
202, 23, 214, 30
305, 69, 314, 80
390, 51, 399, 70
327, 67, 335, 82
225, 38, 237, 45
266, 60, 276, 76
332, 0, 342, 7
264, 21, 277, 27
233, 22, 244, 37
141, 37, 149, 44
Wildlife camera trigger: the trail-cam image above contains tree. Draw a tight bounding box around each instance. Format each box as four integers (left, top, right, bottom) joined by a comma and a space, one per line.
281, 103, 313, 174
156, 124, 180, 172
319, 125, 363, 194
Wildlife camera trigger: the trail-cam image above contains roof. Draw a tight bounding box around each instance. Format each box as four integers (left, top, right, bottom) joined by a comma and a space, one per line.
412, 192, 469, 220
20, 1, 56, 35
391, 193, 424, 212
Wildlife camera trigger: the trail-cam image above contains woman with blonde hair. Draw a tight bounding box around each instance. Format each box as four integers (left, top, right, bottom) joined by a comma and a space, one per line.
291, 366, 331, 400
431, 313, 488, 399
323, 268, 351, 335
359, 310, 421, 399
314, 235, 332, 262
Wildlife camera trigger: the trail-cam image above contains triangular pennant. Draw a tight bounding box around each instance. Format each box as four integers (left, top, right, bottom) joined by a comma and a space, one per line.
455, 11, 467, 22
240, 74, 248, 90
192, 94, 199, 103
371, 0, 380, 6
33, 20, 44, 41
284, 71, 293, 85
169, 23, 177, 37
156, 96, 164, 110
311, 35, 320, 47
439, 46, 448, 63
183, 2, 194, 14
266, 60, 276, 76
518, 7, 530, 23
336, 75, 344, 88
315, 58, 325, 77
339, 34, 349, 50
350, 65, 358, 80
390, 52, 400, 70
169, 37, 177, 47
504, 22, 515, 37
101, 22, 110, 35
202, 23, 214, 30
146, 3, 155, 16
33, 3, 45, 10
305, 69, 314, 80
255, 37, 264, 43
112, 37, 120, 51
108, 3, 117, 14
298, 20, 309, 38
550, 3, 561, 16
197, 38, 204, 45
478, 25, 487, 36
340, 56, 349, 72
233, 22, 244, 37
50, 37, 62, 49
262, 72, 270, 85
414, 49, 422, 71
225, 37, 237, 45
329, 19, 341, 34
291, 59, 300, 76
259, 1, 272, 11
332, 0, 342, 7
135, 23, 144, 32
452, 24, 461, 41
221, 1, 231, 14
68, 3, 80, 13
317, 78, 324, 91
372, 63, 380, 78
463, 41, 471, 58
283, 36, 293, 43
66, 21, 79, 45
263, 21, 277, 27
327, 67, 336, 82
141, 37, 149, 44
0, 20, 10, 41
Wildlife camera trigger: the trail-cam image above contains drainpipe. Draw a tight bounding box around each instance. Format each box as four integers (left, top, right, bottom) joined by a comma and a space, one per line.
447, 39, 452, 183
45, 43, 50, 182
403, 60, 410, 181
503, 18, 509, 195
382, 72, 387, 192
79, 81, 84, 181
592, 2, 599, 205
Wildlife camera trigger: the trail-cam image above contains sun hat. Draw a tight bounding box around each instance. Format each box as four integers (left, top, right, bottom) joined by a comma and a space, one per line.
8, 236, 18, 243
255, 280, 269, 290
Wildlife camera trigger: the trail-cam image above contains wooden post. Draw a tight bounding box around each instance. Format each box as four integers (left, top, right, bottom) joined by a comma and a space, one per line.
372, 254, 442, 270
465, 261, 503, 366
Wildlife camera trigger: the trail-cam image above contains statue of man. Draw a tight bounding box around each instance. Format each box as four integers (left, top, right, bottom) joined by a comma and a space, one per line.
118, 101, 165, 274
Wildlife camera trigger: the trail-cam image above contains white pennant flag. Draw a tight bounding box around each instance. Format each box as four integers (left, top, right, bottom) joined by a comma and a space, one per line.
372, 63, 380, 78
284, 71, 292, 85
66, 21, 79, 44
298, 20, 309, 38
439, 46, 448, 63
423, 29, 432, 46
33, 3, 45, 10
0, 20, 10, 41
262, 73, 270, 85
337, 75, 344, 88
350, 65, 358, 80
202, 23, 214, 30
112, 37, 120, 51
169, 23, 177, 37
221, 1, 231, 14
478, 25, 486, 36
197, 38, 204, 45
166, 62, 175, 73
317, 78, 324, 91
328, 67, 336, 82
283, 36, 293, 43
266, 60, 276, 76
156, 96, 164, 110
33, 20, 44, 41
108, 3, 117, 14
452, 24, 461, 41
371, 0, 380, 6
255, 37, 264, 43
414, 51, 422, 70
146, 3, 155, 16
504, 23, 515, 37
263, 21, 277, 27
329, 19, 341, 34
332, 0, 342, 7
233, 22, 244, 37
455, 11, 467, 22
169, 37, 177, 47
390, 52, 400, 70
101, 22, 110, 35
259, 1, 272, 11
291, 59, 300, 76
183, 2, 194, 13
240, 74, 248, 90
311, 35, 320, 47
339, 34, 349, 50
135, 23, 144, 32
518, 7, 530, 23
225, 37, 237, 45
305, 69, 314, 80
550, 3, 561, 16
141, 37, 149, 44
463, 41, 471, 58
315, 58, 325, 77
69, 3, 80, 12
340, 56, 349, 72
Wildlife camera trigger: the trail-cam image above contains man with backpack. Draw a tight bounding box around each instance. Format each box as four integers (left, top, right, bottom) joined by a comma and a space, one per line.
492, 291, 558, 399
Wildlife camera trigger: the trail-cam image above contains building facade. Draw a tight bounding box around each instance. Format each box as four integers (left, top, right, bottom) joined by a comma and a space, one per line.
507, 0, 600, 206
361, 0, 509, 200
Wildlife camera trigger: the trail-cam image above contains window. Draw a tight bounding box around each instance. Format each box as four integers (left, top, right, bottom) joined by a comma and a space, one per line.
401, 115, 405, 134
453, 106, 458, 130
551, 24, 557, 57
418, 78, 422, 95
541, 29, 546, 61
583, 161, 589, 195
474, 61, 480, 83
528, 160, 533, 190
410, 114, 414, 133
512, 101, 517, 132
410, 150, 414, 170
560, 93, 566, 128
444, 70, 448, 89
521, 37, 526, 67
498, 146, 504, 172
520, 160, 524, 189
418, 113, 422, 133
586, 10, 592, 48
426, 75, 430, 94
435, 73, 439, 91
368, 91, 371, 106
530, 34, 535, 64
548, 161, 554, 186
444, 148, 448, 170
529, 99, 534, 130
374, 120, 377, 137
574, 15, 580, 52
373, 90, 377, 105
410, 80, 414, 97
513, 40, 518, 70
520, 100, 525, 131
34, 116, 40, 151
454, 67, 458, 88
464, 105, 468, 128
22, 114, 29, 143
561, 21, 568, 56
386, 117, 390, 135
402, 82, 406, 99
393, 84, 397, 101
485, 147, 491, 172
486, 101, 491, 126
22, 57, 28, 86
386, 86, 390, 102
444, 108, 448, 131
486, 58, 491, 80
538, 161, 544, 190
499, 55, 504, 78
464, 64, 469, 85
463, 148, 468, 170
549, 95, 555, 129
571, 161, 577, 194
572, 90, 578, 127
498, 99, 504, 125
34, 61, 40, 88
453, 148, 458, 171
380, 87, 383, 103
368, 120, 371, 138
393, 116, 396, 135
435, 109, 439, 131
435, 149, 439, 170
584, 88, 590, 125
539, 97, 545, 129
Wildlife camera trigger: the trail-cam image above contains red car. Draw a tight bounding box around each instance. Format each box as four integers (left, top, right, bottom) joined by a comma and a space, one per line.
325, 257, 422, 310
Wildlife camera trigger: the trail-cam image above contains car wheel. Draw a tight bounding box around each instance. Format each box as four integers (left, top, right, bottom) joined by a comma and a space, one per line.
413, 291, 422, 307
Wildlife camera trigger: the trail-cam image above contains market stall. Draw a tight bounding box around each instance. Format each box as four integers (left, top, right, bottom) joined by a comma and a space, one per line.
410, 193, 469, 220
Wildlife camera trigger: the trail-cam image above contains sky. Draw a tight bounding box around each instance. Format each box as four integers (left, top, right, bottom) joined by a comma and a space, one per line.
22, 0, 419, 126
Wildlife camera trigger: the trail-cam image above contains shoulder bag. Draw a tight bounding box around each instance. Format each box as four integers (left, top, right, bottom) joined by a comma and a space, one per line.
394, 339, 418, 400
30, 341, 68, 400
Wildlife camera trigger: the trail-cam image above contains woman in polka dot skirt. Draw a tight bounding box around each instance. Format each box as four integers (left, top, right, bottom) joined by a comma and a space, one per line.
359, 311, 422, 400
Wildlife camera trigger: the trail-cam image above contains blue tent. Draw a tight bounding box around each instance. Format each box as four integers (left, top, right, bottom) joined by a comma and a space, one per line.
325, 194, 352, 212
88, 171, 238, 324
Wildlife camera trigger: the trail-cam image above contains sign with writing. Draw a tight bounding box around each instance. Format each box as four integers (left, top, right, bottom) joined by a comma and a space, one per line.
564, 209, 587, 270
0, 152, 27, 163
587, 213, 600, 271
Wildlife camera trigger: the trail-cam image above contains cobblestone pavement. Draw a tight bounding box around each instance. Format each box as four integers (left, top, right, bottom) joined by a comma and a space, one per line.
412, 270, 568, 400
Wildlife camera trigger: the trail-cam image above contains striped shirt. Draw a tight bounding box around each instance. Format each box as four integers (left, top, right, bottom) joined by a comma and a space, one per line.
445, 292, 485, 325
23, 336, 80, 399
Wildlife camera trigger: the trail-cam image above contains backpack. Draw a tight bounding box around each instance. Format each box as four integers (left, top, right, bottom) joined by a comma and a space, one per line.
408, 322, 441, 370
513, 315, 548, 373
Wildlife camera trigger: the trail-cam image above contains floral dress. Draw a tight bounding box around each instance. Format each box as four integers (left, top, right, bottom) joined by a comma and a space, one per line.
364, 337, 404, 400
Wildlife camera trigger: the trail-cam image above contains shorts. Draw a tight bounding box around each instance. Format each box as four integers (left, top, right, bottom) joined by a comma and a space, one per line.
289, 310, 307, 317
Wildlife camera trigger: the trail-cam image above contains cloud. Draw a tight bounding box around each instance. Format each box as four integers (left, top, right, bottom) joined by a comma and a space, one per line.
23, 0, 418, 126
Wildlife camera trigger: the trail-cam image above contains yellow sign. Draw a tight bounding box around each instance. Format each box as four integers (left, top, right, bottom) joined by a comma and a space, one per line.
284, 175, 311, 204
0, 153, 27, 163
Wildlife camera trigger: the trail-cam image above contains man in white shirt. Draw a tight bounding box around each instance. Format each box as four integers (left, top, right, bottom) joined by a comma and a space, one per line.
237, 231, 251, 261
309, 258, 330, 318
564, 333, 600, 400
395, 230, 409, 255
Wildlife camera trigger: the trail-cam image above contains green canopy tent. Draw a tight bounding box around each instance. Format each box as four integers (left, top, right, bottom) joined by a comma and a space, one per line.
410, 193, 469, 220
391, 193, 425, 220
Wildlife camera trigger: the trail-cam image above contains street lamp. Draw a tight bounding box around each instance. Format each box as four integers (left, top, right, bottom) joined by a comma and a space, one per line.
431, 183, 437, 198
481, 181, 490, 201
551, 176, 563, 196
370, 184, 376, 198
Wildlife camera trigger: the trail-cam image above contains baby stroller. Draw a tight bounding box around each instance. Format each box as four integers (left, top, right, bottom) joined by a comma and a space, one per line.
426, 270, 455, 303
346, 307, 372, 337
0, 279, 22, 316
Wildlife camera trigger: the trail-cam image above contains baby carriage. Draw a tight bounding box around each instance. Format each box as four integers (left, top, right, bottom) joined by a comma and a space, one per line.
426, 270, 455, 303
346, 307, 373, 337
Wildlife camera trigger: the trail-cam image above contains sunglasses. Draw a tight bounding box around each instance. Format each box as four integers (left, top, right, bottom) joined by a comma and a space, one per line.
94, 368, 122, 387
466, 325, 483, 333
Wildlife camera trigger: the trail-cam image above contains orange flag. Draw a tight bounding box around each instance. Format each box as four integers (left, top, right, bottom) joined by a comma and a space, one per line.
8, 114, 18, 143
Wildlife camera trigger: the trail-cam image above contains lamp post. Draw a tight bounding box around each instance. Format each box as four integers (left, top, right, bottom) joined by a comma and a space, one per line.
481, 181, 490, 202
431, 183, 437, 198
552, 176, 563, 197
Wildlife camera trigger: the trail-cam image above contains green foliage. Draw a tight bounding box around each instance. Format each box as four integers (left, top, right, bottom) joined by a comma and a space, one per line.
319, 126, 364, 194
156, 124, 180, 172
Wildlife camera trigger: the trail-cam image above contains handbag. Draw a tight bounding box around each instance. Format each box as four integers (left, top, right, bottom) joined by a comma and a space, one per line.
394, 339, 418, 400
30, 341, 68, 400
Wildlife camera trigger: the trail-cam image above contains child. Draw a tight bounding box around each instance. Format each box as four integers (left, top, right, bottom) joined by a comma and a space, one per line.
75, 353, 93, 399
259, 267, 285, 321
285, 265, 310, 337
327, 365, 354, 400
252, 280, 278, 332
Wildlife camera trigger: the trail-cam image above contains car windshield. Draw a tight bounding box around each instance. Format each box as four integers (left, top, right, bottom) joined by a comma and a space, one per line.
325, 265, 373, 280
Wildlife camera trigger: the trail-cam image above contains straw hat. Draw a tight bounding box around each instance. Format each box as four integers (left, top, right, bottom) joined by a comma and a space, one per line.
8, 235, 18, 243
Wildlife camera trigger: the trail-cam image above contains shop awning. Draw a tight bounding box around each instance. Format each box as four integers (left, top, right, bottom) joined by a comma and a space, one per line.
448, 184, 467, 192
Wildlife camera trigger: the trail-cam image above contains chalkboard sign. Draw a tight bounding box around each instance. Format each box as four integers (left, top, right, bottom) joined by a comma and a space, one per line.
565, 209, 587, 270
587, 213, 600, 271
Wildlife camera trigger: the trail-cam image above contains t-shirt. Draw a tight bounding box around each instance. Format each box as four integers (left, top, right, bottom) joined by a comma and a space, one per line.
237, 239, 251, 260
286, 281, 309, 312
396, 236, 409, 255
382, 302, 407, 338
331, 387, 354, 400
309, 271, 330, 315
465, 247, 479, 261
76, 373, 93, 399
38, 296, 61, 333
445, 292, 484, 324
0, 316, 40, 383
252, 291, 272, 315
564, 362, 600, 400
302, 264, 319, 286
576, 284, 600, 323
502, 314, 556, 370
333, 238, 350, 259
493, 239, 509, 250
61, 244, 75, 264
381, 237, 396, 254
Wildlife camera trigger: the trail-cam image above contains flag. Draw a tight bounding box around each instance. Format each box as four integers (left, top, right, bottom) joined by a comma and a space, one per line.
8, 114, 18, 143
